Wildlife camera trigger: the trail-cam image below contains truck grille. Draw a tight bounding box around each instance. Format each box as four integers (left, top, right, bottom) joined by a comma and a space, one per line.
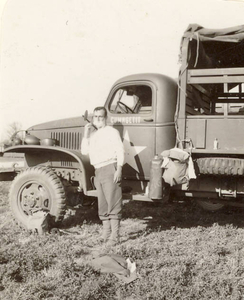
51, 131, 82, 150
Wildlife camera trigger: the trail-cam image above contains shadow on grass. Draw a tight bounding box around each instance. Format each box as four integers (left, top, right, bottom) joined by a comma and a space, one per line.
122, 198, 244, 233
59, 195, 244, 236
60, 199, 100, 229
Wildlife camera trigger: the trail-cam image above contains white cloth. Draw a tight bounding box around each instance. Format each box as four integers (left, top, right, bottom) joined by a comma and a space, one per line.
161, 147, 196, 186
188, 156, 196, 179
81, 126, 124, 169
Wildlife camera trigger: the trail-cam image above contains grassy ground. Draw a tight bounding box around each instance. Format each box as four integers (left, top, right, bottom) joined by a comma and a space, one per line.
1, 181, 244, 299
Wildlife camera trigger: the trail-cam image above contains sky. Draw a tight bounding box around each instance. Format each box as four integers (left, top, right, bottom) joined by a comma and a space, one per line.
1, 0, 244, 141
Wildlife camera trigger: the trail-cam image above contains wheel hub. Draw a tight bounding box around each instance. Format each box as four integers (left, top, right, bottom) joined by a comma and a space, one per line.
20, 182, 50, 214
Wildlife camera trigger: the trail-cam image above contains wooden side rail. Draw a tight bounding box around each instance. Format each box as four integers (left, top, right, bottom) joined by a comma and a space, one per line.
188, 68, 244, 84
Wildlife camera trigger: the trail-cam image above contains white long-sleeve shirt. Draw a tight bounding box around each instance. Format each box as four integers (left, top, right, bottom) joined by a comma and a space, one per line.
81, 125, 124, 169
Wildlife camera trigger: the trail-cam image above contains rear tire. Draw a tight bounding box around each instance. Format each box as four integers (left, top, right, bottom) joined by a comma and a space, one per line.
196, 198, 225, 211
9, 167, 66, 228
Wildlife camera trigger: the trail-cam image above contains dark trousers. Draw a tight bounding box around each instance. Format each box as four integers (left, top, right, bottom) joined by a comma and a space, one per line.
94, 163, 122, 221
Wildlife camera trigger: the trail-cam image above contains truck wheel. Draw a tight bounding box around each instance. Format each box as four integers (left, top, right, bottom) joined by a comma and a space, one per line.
9, 167, 66, 228
196, 199, 224, 211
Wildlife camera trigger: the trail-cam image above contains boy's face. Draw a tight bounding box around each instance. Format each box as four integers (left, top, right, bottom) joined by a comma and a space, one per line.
93, 109, 106, 129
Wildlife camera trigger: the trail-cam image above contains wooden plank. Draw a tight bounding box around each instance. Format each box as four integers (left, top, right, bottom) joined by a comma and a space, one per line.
186, 98, 192, 106
188, 76, 244, 84
215, 98, 244, 103
202, 103, 210, 111
187, 95, 200, 109
202, 94, 211, 103
186, 90, 210, 112
188, 67, 244, 76
193, 84, 212, 97
185, 105, 200, 115
188, 85, 211, 103
217, 93, 244, 97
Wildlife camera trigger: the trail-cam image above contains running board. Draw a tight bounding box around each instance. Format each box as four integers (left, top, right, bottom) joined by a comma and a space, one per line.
86, 190, 161, 202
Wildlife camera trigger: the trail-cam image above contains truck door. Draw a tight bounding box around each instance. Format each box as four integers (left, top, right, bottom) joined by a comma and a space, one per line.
105, 82, 156, 180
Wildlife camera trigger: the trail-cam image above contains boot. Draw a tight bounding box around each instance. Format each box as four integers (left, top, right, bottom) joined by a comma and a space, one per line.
107, 219, 120, 246
100, 220, 111, 242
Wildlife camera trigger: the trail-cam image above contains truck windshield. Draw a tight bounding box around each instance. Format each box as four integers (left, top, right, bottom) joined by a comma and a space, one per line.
109, 85, 152, 114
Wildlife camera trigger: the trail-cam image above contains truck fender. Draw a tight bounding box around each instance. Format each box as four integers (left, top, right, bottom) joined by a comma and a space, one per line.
3, 145, 94, 194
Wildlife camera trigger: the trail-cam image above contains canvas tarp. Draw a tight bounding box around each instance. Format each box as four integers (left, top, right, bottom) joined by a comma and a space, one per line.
183, 24, 244, 43
180, 24, 244, 69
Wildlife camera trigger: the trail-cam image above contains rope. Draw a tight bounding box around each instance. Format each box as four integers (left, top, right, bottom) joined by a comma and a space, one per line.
174, 64, 188, 149
194, 32, 200, 68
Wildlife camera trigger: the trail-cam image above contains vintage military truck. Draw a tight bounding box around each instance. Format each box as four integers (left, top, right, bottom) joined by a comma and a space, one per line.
2, 24, 244, 228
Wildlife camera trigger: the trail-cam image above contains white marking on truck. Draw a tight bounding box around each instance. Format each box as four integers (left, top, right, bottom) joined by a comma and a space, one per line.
122, 130, 146, 173
111, 116, 141, 124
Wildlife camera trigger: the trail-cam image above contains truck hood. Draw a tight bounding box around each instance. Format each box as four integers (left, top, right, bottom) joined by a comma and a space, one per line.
27, 115, 91, 131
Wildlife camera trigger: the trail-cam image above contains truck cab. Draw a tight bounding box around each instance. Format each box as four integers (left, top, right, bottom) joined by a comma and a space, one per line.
104, 73, 177, 193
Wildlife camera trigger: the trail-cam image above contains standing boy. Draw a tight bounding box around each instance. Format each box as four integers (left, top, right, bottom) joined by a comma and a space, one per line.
81, 107, 124, 245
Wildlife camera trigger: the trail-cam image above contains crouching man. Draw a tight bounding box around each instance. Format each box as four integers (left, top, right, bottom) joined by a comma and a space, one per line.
81, 107, 124, 246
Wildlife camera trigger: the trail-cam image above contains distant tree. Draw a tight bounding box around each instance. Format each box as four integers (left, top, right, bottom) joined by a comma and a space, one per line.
0, 122, 23, 146
6, 122, 22, 140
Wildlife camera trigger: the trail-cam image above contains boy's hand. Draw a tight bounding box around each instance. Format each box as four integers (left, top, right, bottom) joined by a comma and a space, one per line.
84, 123, 93, 138
114, 166, 122, 183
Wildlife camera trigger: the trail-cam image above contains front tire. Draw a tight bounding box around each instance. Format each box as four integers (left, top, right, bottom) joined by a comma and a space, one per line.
9, 167, 66, 228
